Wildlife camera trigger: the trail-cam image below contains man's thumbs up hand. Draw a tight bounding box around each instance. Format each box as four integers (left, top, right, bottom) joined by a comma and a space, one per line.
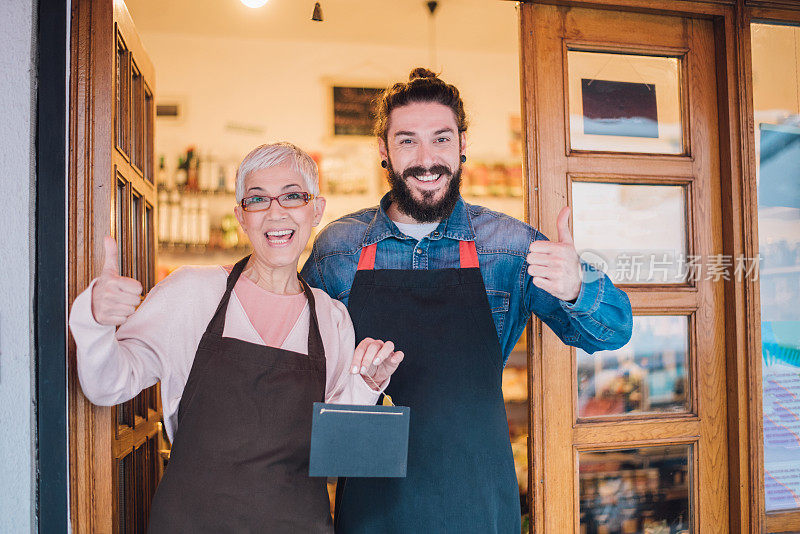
556, 206, 574, 246
526, 206, 582, 302
91, 236, 144, 326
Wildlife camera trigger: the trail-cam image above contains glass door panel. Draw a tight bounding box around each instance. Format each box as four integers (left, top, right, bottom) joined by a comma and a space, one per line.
571, 181, 689, 285
567, 51, 684, 155
577, 315, 690, 418
579, 445, 692, 534
131, 60, 144, 173
751, 21, 800, 516
115, 32, 129, 157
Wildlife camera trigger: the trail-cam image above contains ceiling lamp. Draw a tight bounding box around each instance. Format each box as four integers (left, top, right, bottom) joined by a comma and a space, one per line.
426, 1, 439, 67
240, 0, 269, 8
312, 2, 324, 22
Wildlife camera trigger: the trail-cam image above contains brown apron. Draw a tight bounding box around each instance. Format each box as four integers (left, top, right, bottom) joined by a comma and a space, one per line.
148, 256, 332, 533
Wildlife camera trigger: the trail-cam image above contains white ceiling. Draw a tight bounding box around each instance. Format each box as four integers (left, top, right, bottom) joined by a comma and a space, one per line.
125, 0, 520, 54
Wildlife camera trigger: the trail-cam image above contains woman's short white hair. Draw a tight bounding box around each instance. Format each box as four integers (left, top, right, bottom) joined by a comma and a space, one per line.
236, 142, 320, 203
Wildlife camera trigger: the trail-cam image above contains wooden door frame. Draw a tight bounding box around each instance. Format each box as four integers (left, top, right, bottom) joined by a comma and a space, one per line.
68, 0, 116, 531
522, 4, 732, 532
520, 0, 798, 532
738, 4, 800, 532
67, 0, 160, 530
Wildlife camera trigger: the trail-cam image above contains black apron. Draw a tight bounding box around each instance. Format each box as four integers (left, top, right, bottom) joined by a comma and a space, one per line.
335, 240, 520, 534
148, 256, 333, 533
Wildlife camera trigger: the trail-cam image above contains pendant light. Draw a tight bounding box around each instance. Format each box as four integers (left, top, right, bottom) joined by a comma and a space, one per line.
426, 1, 439, 67
240, 0, 269, 8
312, 2, 324, 22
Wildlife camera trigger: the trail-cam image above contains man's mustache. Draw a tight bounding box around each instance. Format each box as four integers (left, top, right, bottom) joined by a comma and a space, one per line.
401, 164, 452, 180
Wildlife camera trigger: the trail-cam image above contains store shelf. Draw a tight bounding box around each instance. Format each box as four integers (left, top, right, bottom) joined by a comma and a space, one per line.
159, 241, 250, 252
157, 243, 251, 272
166, 186, 234, 196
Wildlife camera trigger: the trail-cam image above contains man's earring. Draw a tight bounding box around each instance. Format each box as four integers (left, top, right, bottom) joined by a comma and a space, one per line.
460, 155, 467, 163
381, 160, 388, 168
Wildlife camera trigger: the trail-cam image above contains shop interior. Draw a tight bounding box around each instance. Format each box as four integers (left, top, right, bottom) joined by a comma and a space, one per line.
125, 0, 532, 522
121, 1, 800, 531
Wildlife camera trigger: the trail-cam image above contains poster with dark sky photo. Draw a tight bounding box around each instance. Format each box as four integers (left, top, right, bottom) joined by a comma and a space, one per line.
581, 79, 659, 139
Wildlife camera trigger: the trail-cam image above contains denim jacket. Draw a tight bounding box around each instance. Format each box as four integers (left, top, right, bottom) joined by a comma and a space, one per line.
301, 194, 633, 364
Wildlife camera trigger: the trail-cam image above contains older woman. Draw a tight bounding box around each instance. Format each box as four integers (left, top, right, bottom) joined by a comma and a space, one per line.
69, 142, 403, 533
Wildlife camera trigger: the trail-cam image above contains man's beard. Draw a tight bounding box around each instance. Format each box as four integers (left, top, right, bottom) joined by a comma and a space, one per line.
386, 160, 462, 223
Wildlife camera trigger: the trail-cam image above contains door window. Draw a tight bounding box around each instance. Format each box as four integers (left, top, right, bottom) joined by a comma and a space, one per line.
567, 50, 684, 155
751, 21, 800, 517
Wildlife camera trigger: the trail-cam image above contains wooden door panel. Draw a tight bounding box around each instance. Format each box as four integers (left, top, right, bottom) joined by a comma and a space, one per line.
521, 4, 728, 532
573, 420, 702, 443
69, 0, 159, 531
112, 6, 159, 530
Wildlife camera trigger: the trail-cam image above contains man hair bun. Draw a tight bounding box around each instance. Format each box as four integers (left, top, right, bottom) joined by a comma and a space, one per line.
409, 67, 438, 81
374, 67, 468, 140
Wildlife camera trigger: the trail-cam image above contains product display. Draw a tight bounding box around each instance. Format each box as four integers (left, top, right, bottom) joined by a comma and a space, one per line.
579, 446, 690, 534
155, 148, 246, 255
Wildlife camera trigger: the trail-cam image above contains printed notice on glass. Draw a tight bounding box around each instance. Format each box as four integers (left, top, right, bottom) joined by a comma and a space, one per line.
763, 321, 800, 511
758, 122, 800, 512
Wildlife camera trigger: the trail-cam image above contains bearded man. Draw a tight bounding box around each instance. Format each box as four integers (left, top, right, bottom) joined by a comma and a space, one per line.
301, 68, 633, 533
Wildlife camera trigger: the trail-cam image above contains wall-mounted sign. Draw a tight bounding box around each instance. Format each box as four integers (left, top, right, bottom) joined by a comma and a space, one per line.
332, 86, 383, 137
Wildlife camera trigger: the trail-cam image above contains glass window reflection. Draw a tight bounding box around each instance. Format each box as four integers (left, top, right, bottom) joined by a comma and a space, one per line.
577, 315, 690, 418
752, 22, 800, 514
568, 50, 683, 154
572, 182, 688, 285
579, 445, 691, 534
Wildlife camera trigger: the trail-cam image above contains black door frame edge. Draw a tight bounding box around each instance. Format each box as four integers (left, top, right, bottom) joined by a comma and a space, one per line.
35, 0, 69, 530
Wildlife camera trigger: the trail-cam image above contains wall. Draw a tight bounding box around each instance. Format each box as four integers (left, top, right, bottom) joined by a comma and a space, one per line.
135, 10, 524, 271
751, 23, 800, 120
139, 30, 522, 167
751, 24, 800, 246
0, 0, 37, 531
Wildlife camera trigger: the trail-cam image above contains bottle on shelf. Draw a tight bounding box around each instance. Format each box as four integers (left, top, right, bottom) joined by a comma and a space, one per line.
225, 163, 237, 194
186, 147, 198, 191
188, 198, 200, 245
198, 198, 210, 245
168, 190, 181, 243
157, 189, 169, 243
217, 163, 227, 193
174, 156, 188, 189
199, 153, 214, 192
156, 156, 167, 188
179, 197, 192, 244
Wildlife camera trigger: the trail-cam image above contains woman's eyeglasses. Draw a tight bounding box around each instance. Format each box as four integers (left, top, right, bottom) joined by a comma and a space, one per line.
240, 192, 315, 212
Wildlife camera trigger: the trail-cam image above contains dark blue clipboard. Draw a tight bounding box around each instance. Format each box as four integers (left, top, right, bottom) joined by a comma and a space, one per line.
309, 402, 410, 478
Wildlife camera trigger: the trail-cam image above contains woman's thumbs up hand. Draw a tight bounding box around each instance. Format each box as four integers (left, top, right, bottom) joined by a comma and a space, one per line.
91, 236, 144, 326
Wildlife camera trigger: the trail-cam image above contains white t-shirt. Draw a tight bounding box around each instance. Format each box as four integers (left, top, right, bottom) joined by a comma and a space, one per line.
394, 220, 440, 242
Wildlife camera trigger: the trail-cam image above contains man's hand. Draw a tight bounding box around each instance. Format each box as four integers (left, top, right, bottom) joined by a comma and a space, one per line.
526, 206, 582, 302
91, 236, 144, 326
350, 337, 405, 391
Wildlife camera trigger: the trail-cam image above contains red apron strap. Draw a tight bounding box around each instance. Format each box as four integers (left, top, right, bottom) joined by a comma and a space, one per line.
357, 243, 378, 270
359, 241, 476, 269
459, 240, 479, 268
